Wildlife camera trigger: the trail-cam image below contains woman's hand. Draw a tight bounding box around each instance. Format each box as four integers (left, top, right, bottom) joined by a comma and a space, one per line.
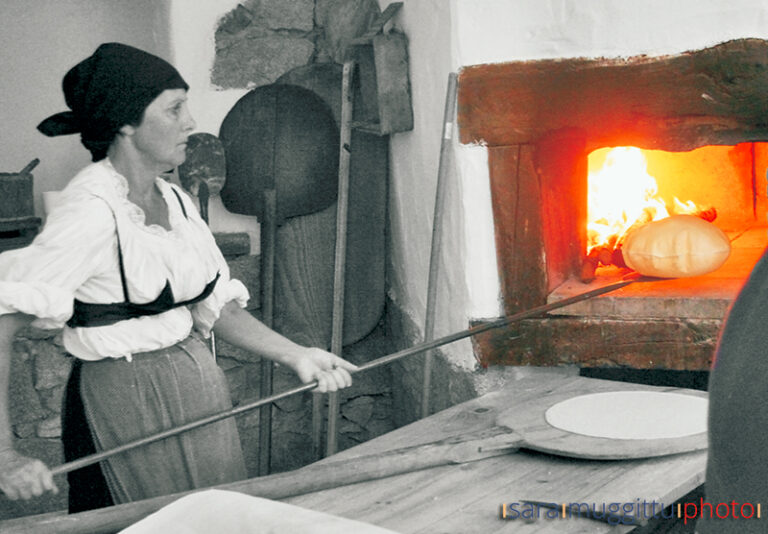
0, 448, 57, 500
289, 347, 358, 393
212, 303, 359, 392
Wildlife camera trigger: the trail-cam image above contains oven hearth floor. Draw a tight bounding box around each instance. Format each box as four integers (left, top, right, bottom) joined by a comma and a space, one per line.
549, 226, 767, 319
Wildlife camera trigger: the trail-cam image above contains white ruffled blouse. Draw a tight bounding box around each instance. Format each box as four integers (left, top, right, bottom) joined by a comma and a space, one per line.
0, 159, 249, 360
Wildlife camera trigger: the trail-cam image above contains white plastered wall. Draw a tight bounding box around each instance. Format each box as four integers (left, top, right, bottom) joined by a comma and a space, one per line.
0, 0, 173, 216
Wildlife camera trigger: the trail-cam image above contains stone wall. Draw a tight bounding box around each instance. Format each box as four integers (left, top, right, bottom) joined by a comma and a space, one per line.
213, 0, 315, 88
385, 296, 557, 427
212, 0, 380, 89
3, 328, 70, 518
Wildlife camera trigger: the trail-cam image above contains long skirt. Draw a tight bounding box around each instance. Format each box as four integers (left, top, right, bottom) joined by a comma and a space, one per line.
62, 334, 246, 511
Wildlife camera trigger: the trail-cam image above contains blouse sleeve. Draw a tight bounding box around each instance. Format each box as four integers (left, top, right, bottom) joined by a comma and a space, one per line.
0, 192, 115, 329
190, 259, 250, 337
171, 185, 250, 336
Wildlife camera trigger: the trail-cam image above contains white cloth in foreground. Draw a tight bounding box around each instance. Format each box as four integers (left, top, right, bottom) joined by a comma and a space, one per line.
120, 489, 401, 534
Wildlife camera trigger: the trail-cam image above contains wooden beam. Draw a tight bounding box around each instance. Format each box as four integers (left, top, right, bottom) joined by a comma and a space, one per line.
458, 38, 768, 149
487, 145, 547, 314
473, 316, 719, 369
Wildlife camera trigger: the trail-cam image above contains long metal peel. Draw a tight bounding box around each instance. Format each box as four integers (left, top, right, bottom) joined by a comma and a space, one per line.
50, 277, 640, 477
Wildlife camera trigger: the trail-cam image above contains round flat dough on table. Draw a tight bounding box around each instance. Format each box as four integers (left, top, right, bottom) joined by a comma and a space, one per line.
544, 391, 708, 440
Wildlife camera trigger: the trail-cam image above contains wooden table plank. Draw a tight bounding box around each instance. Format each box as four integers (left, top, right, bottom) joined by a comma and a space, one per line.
286, 373, 707, 533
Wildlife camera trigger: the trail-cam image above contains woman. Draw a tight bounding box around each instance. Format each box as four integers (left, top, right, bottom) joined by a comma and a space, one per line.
0, 43, 356, 510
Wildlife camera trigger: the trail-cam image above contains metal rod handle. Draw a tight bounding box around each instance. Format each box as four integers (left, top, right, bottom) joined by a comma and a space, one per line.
50, 277, 638, 476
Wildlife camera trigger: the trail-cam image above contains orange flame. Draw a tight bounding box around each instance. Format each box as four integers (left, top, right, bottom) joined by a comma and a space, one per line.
587, 147, 699, 253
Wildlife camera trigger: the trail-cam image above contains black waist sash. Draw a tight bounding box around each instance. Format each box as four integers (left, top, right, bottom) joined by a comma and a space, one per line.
66, 275, 219, 328
66, 189, 219, 328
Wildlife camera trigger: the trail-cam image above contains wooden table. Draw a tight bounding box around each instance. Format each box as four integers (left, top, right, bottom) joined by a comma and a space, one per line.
0, 373, 707, 533
286, 373, 707, 533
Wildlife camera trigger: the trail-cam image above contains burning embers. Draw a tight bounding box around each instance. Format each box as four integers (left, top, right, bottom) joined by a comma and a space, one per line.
581, 147, 716, 282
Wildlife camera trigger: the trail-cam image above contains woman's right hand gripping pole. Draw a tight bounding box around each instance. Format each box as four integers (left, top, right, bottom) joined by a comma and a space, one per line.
0, 448, 57, 499
0, 313, 57, 500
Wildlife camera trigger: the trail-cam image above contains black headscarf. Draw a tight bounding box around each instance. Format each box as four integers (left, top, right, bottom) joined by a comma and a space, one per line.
37, 42, 188, 162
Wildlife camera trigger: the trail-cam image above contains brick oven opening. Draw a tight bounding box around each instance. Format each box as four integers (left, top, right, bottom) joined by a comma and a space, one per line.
458, 38, 768, 369
552, 142, 768, 320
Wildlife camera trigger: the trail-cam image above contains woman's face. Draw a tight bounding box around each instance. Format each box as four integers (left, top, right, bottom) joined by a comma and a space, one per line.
130, 89, 196, 170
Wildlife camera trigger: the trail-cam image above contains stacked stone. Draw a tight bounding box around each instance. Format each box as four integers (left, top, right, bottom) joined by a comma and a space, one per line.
11, 328, 70, 450
5, 327, 71, 516
213, 0, 380, 88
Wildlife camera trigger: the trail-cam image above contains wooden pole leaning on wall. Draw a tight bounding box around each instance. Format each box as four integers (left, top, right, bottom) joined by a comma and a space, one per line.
258, 189, 277, 475
325, 60, 355, 457
421, 72, 459, 419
